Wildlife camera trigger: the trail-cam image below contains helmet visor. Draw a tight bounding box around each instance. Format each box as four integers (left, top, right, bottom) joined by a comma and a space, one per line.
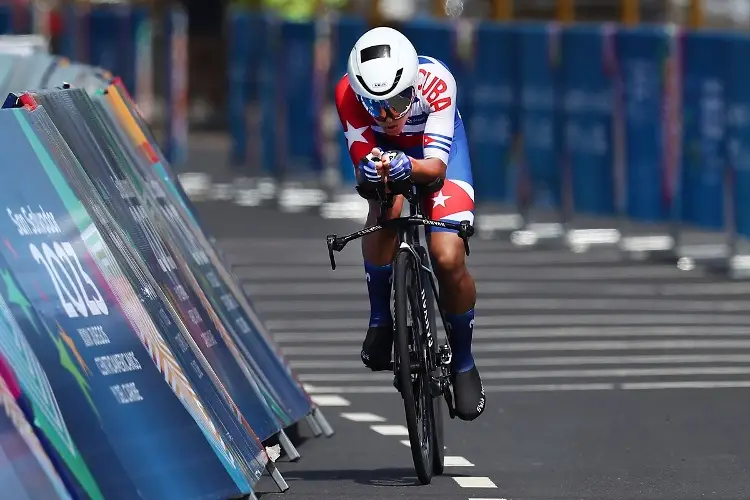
359, 86, 415, 121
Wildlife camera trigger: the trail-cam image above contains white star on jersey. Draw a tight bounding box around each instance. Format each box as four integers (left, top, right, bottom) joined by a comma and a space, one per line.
432, 190, 452, 208
344, 121, 368, 151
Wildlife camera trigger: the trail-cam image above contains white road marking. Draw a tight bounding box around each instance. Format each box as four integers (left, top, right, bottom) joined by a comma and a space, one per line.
266, 314, 750, 330
453, 477, 497, 488
282, 339, 750, 356
621, 380, 750, 390
275, 326, 750, 343
246, 280, 750, 297
297, 366, 750, 383
309, 395, 350, 406
400, 440, 410, 447
236, 264, 686, 281
255, 297, 750, 313
340, 412, 386, 422
303, 381, 750, 393
445, 456, 474, 467
228, 248, 622, 266
370, 424, 409, 436
304, 383, 615, 393
289, 354, 750, 370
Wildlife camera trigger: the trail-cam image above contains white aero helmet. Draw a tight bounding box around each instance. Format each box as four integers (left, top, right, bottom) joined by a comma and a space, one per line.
346, 26, 419, 121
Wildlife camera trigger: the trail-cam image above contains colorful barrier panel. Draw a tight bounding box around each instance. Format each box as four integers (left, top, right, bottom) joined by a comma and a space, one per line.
0, 15, 334, 498
0, 352, 73, 500
0, 106, 265, 498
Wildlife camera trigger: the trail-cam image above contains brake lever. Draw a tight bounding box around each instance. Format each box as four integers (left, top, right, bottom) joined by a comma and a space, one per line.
326, 235, 338, 270
459, 220, 473, 256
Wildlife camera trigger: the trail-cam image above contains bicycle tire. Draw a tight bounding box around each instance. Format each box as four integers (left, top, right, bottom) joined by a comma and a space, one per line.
416, 246, 445, 476
393, 249, 435, 485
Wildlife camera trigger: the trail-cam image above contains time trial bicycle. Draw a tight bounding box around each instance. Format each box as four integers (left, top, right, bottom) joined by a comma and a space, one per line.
325, 174, 474, 484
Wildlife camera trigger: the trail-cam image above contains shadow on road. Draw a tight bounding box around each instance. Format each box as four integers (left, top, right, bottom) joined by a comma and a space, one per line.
256, 467, 472, 492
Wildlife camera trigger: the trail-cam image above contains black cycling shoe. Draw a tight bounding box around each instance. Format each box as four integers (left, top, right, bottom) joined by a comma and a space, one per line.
361, 325, 394, 371
451, 365, 486, 421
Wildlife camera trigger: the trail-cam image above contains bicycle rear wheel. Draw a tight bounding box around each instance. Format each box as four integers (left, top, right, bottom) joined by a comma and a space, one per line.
393, 249, 435, 485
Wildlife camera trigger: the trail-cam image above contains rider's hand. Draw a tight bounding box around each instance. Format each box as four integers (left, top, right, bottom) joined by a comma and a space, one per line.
359, 147, 386, 183
382, 150, 412, 182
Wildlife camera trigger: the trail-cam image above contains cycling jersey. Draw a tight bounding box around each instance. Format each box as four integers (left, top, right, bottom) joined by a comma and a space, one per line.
335, 55, 475, 231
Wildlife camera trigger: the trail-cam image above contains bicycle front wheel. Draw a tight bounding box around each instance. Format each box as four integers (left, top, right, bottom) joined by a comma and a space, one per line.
393, 249, 435, 485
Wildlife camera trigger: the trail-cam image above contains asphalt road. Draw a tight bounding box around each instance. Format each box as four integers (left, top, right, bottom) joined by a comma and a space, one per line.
189, 195, 750, 500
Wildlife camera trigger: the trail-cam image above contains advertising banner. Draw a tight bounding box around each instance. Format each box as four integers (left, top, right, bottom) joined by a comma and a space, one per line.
25, 88, 284, 443
100, 84, 312, 424
517, 23, 563, 211
725, 34, 750, 238
278, 20, 319, 180
560, 25, 615, 217
0, 107, 258, 498
164, 7, 187, 166
21, 98, 270, 484
106, 80, 305, 406
259, 16, 279, 177
227, 10, 254, 167
469, 23, 519, 204
85, 6, 128, 88
680, 32, 727, 230
614, 27, 671, 222
0, 353, 73, 500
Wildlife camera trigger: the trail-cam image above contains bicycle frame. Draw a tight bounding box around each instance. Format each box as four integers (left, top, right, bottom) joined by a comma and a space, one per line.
326, 181, 473, 270
325, 180, 475, 417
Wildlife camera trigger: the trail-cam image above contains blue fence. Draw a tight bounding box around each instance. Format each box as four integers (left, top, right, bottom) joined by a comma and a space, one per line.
227, 14, 750, 275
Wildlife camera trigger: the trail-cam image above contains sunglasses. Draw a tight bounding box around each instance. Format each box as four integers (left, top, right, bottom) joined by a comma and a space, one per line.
358, 86, 415, 122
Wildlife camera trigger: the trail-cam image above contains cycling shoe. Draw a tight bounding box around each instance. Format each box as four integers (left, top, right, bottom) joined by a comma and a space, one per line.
451, 365, 486, 421
361, 325, 393, 371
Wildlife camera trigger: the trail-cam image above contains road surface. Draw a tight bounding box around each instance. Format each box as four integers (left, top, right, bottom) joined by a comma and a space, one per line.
190, 195, 750, 500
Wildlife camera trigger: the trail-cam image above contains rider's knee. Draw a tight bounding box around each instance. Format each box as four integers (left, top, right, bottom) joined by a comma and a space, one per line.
429, 235, 466, 276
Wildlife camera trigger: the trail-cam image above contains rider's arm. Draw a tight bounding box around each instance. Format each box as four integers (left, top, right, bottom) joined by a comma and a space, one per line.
410, 59, 458, 184
334, 74, 379, 167
409, 157, 447, 183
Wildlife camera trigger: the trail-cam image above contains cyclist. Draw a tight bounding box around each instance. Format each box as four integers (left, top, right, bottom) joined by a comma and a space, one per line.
334, 26, 485, 421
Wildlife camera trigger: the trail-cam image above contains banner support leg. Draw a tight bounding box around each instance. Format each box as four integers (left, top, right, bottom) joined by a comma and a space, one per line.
305, 413, 323, 437
312, 406, 335, 437
277, 429, 301, 462
266, 461, 290, 492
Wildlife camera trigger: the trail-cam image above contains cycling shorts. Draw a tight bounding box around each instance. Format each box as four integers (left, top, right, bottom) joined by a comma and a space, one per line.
362, 117, 475, 234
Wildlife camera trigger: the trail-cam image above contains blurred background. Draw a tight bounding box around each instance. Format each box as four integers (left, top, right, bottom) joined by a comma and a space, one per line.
6, 0, 742, 132
1, 0, 747, 214
18, 0, 742, 133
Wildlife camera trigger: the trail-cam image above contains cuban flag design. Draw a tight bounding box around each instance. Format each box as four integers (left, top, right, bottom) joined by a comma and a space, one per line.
423, 179, 475, 230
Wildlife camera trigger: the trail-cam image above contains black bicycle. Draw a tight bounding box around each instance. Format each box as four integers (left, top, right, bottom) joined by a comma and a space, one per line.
326, 177, 474, 484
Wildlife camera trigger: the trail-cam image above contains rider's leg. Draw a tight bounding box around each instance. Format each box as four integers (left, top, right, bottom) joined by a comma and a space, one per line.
428, 231, 477, 370
421, 118, 485, 421
427, 229, 485, 421
360, 195, 404, 371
